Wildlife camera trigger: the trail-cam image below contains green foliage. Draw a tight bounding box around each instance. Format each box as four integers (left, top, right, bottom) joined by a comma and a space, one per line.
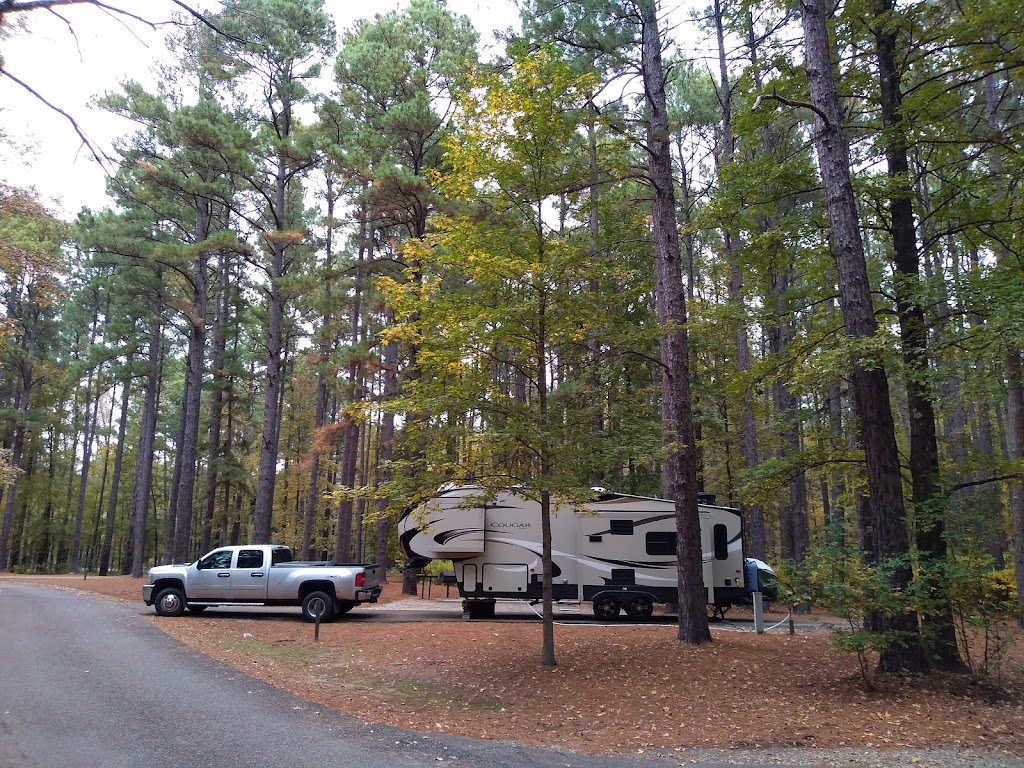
792, 544, 925, 689
381, 45, 628, 501
947, 557, 1019, 682
422, 558, 454, 577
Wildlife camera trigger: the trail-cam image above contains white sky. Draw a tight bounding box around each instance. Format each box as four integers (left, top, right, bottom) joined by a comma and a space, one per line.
0, 0, 519, 219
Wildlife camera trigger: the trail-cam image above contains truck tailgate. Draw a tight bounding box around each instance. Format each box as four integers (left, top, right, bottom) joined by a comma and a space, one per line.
361, 564, 384, 588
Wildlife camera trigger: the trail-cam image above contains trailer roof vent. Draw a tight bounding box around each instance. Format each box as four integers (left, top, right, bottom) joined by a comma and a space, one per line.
697, 492, 716, 505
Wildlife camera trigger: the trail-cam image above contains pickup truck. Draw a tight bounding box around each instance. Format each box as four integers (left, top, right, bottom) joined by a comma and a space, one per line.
142, 544, 383, 622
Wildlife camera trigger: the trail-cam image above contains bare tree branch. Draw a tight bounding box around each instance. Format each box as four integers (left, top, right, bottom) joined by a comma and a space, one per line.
0, 67, 114, 172
753, 90, 834, 130
2, 0, 155, 25
170, 0, 246, 43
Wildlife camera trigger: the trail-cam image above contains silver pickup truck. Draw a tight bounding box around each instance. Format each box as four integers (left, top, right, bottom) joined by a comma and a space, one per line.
142, 544, 383, 622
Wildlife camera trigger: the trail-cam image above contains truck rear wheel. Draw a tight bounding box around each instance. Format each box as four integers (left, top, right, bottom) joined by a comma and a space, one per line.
301, 590, 334, 623
154, 587, 186, 617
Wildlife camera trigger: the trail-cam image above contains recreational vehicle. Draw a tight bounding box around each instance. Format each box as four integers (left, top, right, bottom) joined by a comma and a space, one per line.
399, 485, 772, 619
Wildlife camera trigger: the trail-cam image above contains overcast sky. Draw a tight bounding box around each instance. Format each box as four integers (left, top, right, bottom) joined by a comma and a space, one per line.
0, 0, 518, 219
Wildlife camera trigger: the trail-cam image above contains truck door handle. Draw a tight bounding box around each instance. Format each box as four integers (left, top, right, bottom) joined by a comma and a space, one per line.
250, 572, 264, 578
218, 573, 230, 578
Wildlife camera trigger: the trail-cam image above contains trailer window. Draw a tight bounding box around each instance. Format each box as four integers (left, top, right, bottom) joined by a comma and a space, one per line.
609, 519, 634, 535
713, 524, 729, 560
646, 531, 676, 555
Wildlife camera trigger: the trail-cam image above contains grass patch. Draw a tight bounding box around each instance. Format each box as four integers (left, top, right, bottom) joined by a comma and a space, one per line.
219, 638, 502, 713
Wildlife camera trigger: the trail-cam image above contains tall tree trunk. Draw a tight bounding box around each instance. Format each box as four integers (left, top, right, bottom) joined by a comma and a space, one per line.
173, 204, 212, 562
56, 382, 82, 570
587, 107, 606, 485
125, 311, 162, 577
1005, 352, 1024, 627
872, 0, 962, 670
335, 201, 367, 562
983, 71, 1024, 627
716, 0, 766, 561
0, 375, 30, 571
99, 373, 131, 576
36, 426, 57, 570
162, 372, 188, 565
69, 295, 102, 575
302, 182, 341, 559
800, 0, 927, 672
253, 154, 291, 544
201, 251, 229, 555
376, 325, 399, 574
87, 396, 115, 571
770, 271, 809, 566
69, 368, 101, 574
638, 0, 710, 645
825, 378, 847, 543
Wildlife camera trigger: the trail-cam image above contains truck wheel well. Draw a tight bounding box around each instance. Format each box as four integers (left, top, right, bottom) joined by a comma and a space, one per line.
299, 581, 336, 600
153, 577, 185, 596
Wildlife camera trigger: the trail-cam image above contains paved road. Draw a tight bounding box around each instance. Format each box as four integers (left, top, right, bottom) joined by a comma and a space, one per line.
0, 582, 786, 768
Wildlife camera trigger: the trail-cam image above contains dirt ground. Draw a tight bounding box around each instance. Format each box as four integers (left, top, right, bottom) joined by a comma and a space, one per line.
8, 574, 1024, 760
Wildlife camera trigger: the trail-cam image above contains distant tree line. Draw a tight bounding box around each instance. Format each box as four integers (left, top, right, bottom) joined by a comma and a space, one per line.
1, 0, 1022, 674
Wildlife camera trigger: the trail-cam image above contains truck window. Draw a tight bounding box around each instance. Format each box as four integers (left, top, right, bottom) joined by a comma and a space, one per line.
646, 531, 676, 555
609, 519, 634, 535
237, 549, 264, 569
201, 550, 233, 569
271, 548, 293, 565
713, 524, 729, 560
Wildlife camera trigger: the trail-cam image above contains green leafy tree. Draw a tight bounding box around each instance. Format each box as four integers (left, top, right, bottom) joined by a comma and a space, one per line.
0, 184, 65, 569
382, 46, 603, 666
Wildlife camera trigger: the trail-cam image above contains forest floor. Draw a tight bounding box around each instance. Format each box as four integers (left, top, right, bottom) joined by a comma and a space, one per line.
5, 573, 1024, 766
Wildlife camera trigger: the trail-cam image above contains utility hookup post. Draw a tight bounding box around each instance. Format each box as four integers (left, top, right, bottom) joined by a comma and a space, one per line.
752, 591, 764, 635
314, 613, 321, 642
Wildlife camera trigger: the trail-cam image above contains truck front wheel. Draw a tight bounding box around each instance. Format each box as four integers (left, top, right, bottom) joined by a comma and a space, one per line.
154, 587, 186, 617
301, 590, 335, 623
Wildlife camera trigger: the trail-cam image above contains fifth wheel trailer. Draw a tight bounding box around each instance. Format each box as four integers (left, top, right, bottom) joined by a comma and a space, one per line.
398, 485, 773, 619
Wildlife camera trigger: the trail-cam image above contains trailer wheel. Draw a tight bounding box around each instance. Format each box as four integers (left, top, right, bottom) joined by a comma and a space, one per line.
624, 595, 654, 619
593, 595, 620, 620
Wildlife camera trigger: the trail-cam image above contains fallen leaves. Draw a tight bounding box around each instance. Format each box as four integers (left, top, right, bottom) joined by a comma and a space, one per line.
23, 575, 1024, 758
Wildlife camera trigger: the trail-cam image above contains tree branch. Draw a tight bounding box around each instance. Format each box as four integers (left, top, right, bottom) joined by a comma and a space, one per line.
0, 67, 114, 172
753, 90, 834, 130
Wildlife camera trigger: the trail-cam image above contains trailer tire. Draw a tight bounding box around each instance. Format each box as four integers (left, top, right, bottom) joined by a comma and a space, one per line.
624, 595, 654, 619
593, 595, 620, 620
301, 590, 334, 623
